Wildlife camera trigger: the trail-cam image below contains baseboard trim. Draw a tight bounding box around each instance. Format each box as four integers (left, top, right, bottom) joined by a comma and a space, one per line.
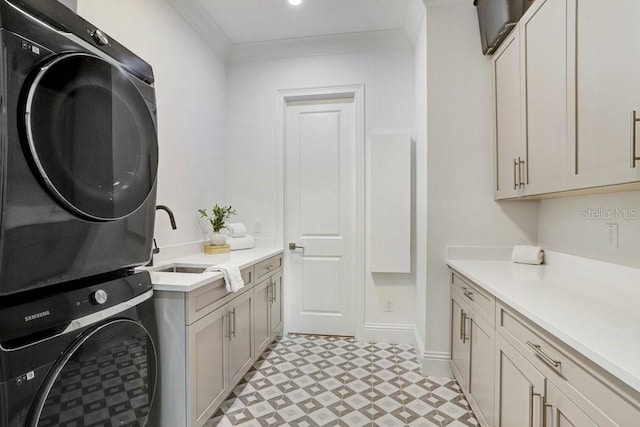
413, 328, 452, 377
361, 323, 416, 345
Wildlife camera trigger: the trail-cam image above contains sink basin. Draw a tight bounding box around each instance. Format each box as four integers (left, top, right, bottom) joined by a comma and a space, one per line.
154, 264, 211, 274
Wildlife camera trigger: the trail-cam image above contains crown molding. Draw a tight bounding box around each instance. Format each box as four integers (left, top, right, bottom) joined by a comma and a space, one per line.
167, 0, 418, 63
166, 0, 232, 60
229, 29, 413, 63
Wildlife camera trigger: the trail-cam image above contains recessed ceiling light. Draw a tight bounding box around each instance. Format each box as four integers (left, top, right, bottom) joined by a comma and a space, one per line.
288, 0, 302, 6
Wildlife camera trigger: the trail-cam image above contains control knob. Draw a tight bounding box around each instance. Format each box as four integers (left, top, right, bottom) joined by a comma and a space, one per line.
92, 289, 108, 305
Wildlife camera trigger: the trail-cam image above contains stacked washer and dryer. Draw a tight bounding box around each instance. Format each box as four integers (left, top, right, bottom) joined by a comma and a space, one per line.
0, 1, 161, 426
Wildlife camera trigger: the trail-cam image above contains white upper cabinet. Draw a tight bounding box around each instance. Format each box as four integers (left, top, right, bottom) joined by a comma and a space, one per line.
569, 0, 640, 188
493, 0, 640, 200
493, 29, 524, 199
521, 0, 570, 194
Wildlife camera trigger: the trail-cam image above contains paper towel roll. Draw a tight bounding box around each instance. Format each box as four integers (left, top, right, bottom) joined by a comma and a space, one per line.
511, 245, 544, 265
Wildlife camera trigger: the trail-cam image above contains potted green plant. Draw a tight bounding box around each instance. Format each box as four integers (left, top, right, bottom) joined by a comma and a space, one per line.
198, 204, 236, 245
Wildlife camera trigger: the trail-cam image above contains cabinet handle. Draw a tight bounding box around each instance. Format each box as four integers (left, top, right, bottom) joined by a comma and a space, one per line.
543, 402, 553, 427
461, 312, 469, 344
528, 386, 534, 427
514, 158, 519, 190
459, 309, 464, 340
462, 288, 474, 301
226, 313, 232, 340
526, 340, 561, 368
518, 157, 526, 188
267, 280, 274, 303
231, 308, 236, 338
631, 110, 640, 168
529, 388, 544, 427
272, 282, 277, 303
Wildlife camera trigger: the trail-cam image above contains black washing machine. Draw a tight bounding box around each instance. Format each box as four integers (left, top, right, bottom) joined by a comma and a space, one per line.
0, 0, 159, 297
0, 270, 159, 427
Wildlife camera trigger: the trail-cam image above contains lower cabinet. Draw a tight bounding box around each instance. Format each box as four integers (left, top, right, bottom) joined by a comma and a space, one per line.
270, 270, 283, 335
545, 381, 598, 427
450, 268, 640, 427
254, 270, 284, 355
188, 304, 228, 426
495, 334, 545, 427
450, 283, 495, 427
155, 252, 285, 427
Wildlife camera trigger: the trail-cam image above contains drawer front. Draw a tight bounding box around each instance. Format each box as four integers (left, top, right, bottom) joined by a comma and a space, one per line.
451, 271, 495, 326
255, 255, 283, 281
497, 302, 640, 425
187, 267, 254, 325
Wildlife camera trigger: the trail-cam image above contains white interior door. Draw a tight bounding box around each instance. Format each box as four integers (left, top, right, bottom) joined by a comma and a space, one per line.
286, 98, 356, 336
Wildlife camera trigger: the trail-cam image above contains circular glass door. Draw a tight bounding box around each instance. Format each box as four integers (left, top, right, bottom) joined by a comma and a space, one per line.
30, 319, 157, 427
24, 53, 158, 221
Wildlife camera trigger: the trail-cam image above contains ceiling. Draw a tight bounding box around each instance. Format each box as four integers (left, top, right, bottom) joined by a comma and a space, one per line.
167, 0, 424, 61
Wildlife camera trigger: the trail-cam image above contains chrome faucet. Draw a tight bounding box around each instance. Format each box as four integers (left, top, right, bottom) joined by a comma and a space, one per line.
148, 205, 177, 266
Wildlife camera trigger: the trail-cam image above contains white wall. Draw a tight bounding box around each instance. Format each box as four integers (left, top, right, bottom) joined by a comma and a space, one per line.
226, 48, 418, 338
538, 191, 640, 268
413, 12, 428, 350
77, 0, 227, 252
422, 1, 538, 374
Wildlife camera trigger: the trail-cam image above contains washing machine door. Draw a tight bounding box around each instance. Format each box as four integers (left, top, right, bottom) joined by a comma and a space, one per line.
24, 53, 158, 221
29, 319, 158, 427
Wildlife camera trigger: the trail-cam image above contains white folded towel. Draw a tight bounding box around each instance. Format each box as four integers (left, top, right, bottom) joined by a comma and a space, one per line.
224, 223, 247, 238
205, 263, 245, 292
225, 234, 255, 251
511, 245, 544, 265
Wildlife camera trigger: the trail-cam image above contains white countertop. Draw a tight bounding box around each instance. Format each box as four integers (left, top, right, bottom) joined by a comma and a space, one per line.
447, 250, 640, 393
143, 247, 283, 292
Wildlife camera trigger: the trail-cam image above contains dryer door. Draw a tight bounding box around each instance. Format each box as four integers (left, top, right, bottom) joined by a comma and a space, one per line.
29, 319, 158, 427
24, 53, 158, 221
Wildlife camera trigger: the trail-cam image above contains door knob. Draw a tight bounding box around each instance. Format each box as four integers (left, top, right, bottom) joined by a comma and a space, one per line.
289, 242, 304, 251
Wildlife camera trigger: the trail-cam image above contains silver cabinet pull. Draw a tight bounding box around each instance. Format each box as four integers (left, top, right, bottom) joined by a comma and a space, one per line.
461, 312, 469, 344
268, 280, 274, 303
527, 340, 561, 368
272, 282, 277, 303
231, 308, 236, 338
226, 312, 232, 340
543, 402, 553, 427
518, 156, 526, 188
289, 242, 304, 251
462, 288, 474, 301
631, 110, 640, 168
529, 388, 544, 427
459, 309, 464, 340
514, 158, 519, 190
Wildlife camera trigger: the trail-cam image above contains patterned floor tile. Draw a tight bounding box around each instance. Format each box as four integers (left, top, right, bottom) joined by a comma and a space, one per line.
208, 334, 477, 426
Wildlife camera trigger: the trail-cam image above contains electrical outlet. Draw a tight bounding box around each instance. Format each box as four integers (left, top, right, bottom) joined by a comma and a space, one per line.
384, 298, 394, 312
606, 223, 618, 249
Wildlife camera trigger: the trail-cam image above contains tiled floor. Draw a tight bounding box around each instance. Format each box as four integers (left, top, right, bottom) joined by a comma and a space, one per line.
207, 334, 478, 426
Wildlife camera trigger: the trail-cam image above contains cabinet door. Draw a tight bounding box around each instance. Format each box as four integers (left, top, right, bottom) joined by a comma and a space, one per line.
570, 0, 640, 188
270, 271, 283, 336
495, 335, 545, 427
188, 305, 228, 427
521, 0, 570, 194
546, 381, 597, 427
467, 313, 495, 426
228, 290, 255, 387
493, 29, 524, 199
450, 296, 469, 389
254, 277, 272, 355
